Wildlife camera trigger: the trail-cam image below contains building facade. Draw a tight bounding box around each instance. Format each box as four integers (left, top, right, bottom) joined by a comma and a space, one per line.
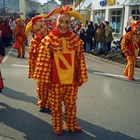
91, 0, 140, 37
60, 0, 83, 8
0, 0, 41, 18
37, 0, 59, 14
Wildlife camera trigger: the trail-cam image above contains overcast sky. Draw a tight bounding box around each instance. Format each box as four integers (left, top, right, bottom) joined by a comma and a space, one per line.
39, 0, 61, 4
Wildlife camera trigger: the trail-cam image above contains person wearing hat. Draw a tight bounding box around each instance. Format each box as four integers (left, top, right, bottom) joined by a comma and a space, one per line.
25, 15, 51, 113
13, 18, 26, 58
120, 20, 140, 80
32, 5, 88, 135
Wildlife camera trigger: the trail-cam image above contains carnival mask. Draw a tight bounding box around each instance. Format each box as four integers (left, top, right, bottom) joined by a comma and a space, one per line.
56, 14, 70, 33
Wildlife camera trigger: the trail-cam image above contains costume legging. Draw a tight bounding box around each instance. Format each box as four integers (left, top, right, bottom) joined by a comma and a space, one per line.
18, 43, 25, 57
51, 84, 78, 132
36, 80, 50, 109
123, 56, 135, 79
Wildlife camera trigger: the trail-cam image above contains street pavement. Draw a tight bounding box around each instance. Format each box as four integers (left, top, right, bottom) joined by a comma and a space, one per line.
0, 46, 140, 140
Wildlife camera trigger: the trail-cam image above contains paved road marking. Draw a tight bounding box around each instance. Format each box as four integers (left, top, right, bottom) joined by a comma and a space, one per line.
12, 64, 28, 68
94, 72, 125, 78
94, 72, 140, 80
83, 129, 97, 138
2, 48, 13, 63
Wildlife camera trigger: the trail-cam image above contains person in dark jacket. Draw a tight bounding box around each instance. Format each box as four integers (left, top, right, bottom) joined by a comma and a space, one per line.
0, 17, 12, 47
105, 21, 114, 53
78, 27, 86, 51
85, 23, 95, 52
88, 21, 95, 51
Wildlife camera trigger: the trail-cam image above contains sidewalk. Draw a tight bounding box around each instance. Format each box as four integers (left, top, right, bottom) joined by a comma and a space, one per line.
85, 53, 140, 72
0, 135, 15, 140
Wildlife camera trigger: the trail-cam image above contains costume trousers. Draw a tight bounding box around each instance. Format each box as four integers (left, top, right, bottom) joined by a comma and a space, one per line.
18, 43, 25, 57
36, 80, 50, 109
123, 56, 135, 79
0, 70, 4, 90
51, 84, 78, 132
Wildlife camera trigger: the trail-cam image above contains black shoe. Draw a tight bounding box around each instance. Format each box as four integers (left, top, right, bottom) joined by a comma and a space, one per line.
39, 108, 46, 113
0, 89, 2, 93
45, 108, 51, 114
39, 107, 51, 114
21, 55, 25, 58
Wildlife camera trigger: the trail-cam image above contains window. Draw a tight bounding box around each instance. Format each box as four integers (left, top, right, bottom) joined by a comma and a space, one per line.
131, 6, 140, 20
110, 9, 122, 37
94, 10, 105, 23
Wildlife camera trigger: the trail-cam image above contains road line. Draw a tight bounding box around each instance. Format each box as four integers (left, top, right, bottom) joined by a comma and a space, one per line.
94, 72, 125, 78
12, 64, 28, 68
2, 48, 13, 63
94, 72, 140, 80
83, 129, 97, 138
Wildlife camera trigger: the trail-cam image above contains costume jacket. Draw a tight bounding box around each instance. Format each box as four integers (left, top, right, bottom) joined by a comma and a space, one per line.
28, 33, 45, 78
14, 25, 26, 43
121, 32, 140, 58
33, 30, 88, 86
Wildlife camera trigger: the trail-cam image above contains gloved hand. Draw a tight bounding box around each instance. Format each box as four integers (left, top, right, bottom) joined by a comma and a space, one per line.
124, 52, 129, 57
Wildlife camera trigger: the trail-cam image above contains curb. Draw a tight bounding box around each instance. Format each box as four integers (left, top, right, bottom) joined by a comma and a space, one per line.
85, 53, 140, 72
0, 135, 15, 140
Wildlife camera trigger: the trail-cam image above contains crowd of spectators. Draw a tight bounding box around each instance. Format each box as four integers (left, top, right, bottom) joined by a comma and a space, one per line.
71, 19, 114, 55
0, 15, 114, 56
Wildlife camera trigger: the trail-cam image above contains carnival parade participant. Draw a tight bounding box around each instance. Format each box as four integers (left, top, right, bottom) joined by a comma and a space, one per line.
32, 5, 88, 135
13, 18, 26, 58
25, 15, 51, 112
0, 29, 5, 93
121, 20, 140, 80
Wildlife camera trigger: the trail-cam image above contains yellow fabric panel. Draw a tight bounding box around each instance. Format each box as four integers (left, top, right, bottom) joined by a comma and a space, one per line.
54, 51, 75, 84
107, 0, 115, 5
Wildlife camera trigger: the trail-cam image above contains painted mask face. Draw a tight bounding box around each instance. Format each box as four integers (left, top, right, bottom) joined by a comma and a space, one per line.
56, 13, 70, 33
39, 20, 48, 35
41, 20, 48, 30
33, 21, 42, 33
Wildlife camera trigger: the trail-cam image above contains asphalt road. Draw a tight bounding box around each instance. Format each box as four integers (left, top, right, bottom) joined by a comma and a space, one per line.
0, 46, 140, 140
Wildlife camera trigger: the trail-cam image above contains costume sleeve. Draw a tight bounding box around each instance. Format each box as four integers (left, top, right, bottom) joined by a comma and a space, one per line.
33, 36, 52, 84
28, 38, 38, 78
28, 34, 44, 78
76, 38, 88, 86
120, 33, 130, 54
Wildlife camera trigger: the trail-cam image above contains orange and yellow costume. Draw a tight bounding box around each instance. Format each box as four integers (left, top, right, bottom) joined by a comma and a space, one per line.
25, 15, 51, 112
13, 18, 26, 58
121, 20, 140, 80
32, 6, 88, 135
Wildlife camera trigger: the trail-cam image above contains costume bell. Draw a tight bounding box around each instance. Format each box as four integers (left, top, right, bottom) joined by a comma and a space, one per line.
32, 6, 88, 135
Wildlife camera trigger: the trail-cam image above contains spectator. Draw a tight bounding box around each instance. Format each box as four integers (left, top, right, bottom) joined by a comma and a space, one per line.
105, 21, 114, 53
78, 27, 86, 51
95, 23, 106, 54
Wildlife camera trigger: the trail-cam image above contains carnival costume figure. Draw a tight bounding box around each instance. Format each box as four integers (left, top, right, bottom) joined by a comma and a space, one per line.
0, 29, 5, 92
25, 15, 51, 112
32, 6, 88, 135
13, 18, 26, 58
121, 20, 140, 80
